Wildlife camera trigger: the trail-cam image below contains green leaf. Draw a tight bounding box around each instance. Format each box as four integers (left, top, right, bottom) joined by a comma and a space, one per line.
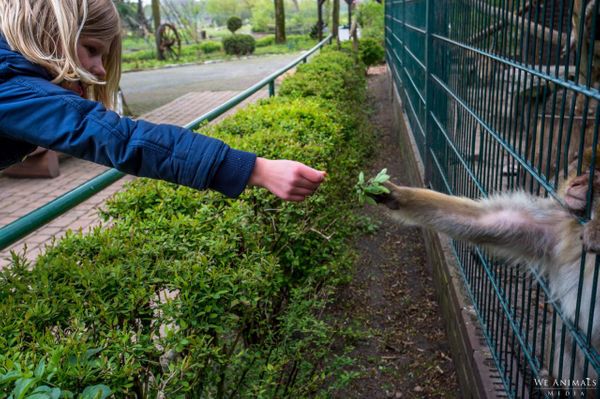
0, 371, 22, 385
33, 361, 45, 380
83, 348, 103, 361
79, 385, 111, 399
30, 385, 60, 399
11, 377, 38, 399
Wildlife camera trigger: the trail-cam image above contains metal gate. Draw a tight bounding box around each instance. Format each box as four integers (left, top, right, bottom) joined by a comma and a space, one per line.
385, 0, 600, 397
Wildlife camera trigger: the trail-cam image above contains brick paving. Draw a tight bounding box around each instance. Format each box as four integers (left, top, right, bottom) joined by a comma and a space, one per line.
0, 89, 269, 268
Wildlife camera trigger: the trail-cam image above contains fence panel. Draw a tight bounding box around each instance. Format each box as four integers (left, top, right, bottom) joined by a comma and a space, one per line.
386, 0, 600, 397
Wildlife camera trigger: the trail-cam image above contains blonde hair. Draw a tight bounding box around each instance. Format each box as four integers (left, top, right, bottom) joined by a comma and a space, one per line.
0, 0, 122, 109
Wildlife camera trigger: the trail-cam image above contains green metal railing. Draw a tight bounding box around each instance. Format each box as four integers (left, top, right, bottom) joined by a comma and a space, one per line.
0, 35, 332, 251
387, 0, 599, 397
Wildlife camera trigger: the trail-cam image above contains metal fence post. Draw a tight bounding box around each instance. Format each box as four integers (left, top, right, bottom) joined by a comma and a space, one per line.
424, 0, 434, 185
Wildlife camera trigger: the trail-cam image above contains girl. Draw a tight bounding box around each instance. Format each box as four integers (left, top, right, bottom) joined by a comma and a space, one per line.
0, 0, 326, 201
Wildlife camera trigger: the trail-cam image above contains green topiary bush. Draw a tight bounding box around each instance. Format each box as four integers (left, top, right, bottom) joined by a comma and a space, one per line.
359, 37, 385, 67
0, 46, 372, 398
226, 16, 243, 34
222, 34, 256, 56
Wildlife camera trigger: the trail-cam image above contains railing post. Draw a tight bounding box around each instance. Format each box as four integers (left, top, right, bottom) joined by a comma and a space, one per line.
424, 0, 434, 185
268, 80, 275, 97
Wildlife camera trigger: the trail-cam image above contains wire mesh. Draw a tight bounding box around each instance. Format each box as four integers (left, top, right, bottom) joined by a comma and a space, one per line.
386, 0, 600, 397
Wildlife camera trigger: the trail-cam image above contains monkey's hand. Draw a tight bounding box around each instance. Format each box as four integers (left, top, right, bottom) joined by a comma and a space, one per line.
583, 219, 600, 253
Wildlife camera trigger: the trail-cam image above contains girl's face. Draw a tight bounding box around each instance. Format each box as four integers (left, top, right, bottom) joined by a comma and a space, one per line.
77, 36, 108, 80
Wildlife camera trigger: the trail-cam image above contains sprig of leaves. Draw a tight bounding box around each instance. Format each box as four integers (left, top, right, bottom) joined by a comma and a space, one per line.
355, 168, 391, 205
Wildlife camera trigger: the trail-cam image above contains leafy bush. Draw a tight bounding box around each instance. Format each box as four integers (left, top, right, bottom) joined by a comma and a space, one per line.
255, 35, 275, 47
222, 34, 256, 56
359, 37, 385, 67
227, 16, 243, 34
279, 47, 367, 104
357, 0, 385, 42
199, 40, 222, 54
0, 47, 372, 397
309, 21, 326, 40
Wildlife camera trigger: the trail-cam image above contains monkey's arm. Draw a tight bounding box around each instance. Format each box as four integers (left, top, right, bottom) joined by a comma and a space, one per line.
375, 182, 571, 262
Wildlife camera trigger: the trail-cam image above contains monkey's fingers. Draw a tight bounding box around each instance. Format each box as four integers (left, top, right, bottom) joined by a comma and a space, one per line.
372, 191, 400, 210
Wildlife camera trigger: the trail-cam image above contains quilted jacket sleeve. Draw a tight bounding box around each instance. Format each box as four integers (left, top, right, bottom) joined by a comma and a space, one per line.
0, 75, 256, 198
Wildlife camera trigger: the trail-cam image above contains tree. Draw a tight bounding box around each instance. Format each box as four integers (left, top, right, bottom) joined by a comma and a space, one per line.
332, 0, 340, 45
344, 0, 352, 28
274, 0, 286, 43
206, 0, 251, 26
137, 0, 151, 36
316, 0, 326, 40
151, 0, 161, 32
160, 0, 207, 44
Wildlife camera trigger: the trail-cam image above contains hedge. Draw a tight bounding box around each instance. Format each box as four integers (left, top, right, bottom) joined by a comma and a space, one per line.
222, 34, 256, 56
0, 47, 373, 398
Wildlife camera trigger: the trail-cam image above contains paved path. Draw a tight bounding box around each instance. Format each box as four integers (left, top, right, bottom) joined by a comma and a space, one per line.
120, 53, 300, 116
0, 89, 269, 268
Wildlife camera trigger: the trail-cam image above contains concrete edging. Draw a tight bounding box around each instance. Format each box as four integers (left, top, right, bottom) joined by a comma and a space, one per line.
386, 66, 506, 399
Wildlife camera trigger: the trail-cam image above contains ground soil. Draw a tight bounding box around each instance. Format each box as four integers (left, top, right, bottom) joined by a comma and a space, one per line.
326, 66, 461, 398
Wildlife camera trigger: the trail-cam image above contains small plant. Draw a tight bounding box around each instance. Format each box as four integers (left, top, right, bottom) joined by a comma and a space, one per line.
355, 168, 390, 205
227, 16, 243, 34
359, 38, 385, 67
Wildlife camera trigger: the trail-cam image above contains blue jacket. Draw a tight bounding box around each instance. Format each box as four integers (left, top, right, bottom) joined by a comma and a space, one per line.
0, 37, 256, 198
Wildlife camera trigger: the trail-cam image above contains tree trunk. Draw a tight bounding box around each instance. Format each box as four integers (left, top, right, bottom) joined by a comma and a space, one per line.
151, 0, 162, 60
151, 0, 161, 32
274, 0, 286, 44
332, 0, 340, 46
137, 0, 150, 37
344, 0, 352, 28
317, 0, 324, 41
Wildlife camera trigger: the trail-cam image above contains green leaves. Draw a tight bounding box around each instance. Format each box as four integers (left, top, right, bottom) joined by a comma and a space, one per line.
1, 47, 372, 398
355, 168, 391, 205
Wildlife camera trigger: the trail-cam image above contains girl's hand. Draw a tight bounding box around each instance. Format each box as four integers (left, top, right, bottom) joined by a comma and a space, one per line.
248, 157, 326, 202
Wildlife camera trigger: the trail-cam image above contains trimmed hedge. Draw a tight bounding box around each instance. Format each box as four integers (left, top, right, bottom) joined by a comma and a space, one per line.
0, 47, 373, 398
222, 34, 256, 56
199, 41, 221, 54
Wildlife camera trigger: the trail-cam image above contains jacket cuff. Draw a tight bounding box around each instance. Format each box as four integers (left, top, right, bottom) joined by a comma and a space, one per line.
209, 147, 257, 198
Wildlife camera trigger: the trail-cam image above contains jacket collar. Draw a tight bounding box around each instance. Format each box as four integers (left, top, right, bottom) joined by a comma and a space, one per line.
0, 35, 52, 80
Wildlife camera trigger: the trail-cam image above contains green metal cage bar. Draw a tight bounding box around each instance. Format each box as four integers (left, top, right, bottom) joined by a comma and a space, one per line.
386, 0, 600, 397
0, 35, 333, 252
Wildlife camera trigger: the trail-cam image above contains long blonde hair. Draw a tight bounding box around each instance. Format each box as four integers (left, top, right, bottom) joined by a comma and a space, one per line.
0, 0, 122, 109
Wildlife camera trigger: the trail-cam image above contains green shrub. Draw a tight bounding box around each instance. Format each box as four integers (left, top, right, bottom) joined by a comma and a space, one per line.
199, 40, 222, 54
359, 37, 385, 66
255, 35, 275, 47
222, 34, 256, 56
227, 16, 243, 34
0, 44, 371, 397
279, 47, 366, 104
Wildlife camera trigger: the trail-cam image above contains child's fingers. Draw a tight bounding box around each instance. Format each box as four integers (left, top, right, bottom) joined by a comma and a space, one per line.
299, 165, 326, 183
